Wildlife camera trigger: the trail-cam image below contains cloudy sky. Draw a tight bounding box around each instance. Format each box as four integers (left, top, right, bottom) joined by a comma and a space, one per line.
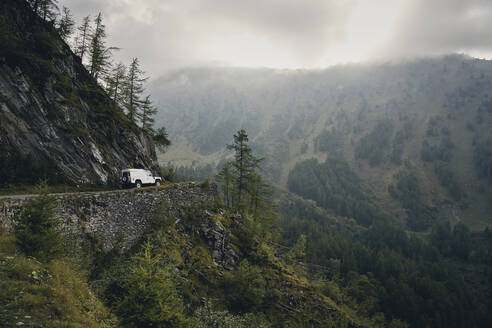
59, 0, 492, 76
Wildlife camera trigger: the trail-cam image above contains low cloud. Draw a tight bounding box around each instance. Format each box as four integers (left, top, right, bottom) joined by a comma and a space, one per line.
59, 0, 353, 74
59, 0, 492, 73
378, 0, 492, 58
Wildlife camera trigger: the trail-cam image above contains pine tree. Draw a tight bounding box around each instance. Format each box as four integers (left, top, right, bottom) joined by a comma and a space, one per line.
247, 172, 273, 221
116, 239, 188, 327
138, 95, 158, 133
41, 0, 58, 22
153, 127, 171, 151
227, 129, 262, 209
124, 57, 147, 122
75, 16, 91, 62
216, 162, 234, 208
14, 183, 62, 261
56, 6, 74, 41
88, 13, 116, 81
105, 62, 127, 107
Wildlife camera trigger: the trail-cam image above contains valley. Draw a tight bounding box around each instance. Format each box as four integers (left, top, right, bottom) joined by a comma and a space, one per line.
151, 58, 492, 230
0, 1, 491, 327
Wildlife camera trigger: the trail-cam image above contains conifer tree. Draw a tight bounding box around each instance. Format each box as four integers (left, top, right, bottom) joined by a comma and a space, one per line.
75, 15, 91, 62
247, 172, 273, 221
227, 129, 262, 209
88, 13, 116, 81
56, 6, 74, 41
41, 0, 58, 22
153, 127, 171, 151
216, 162, 234, 207
124, 57, 147, 122
105, 62, 127, 107
14, 183, 62, 261
116, 239, 188, 327
138, 95, 158, 133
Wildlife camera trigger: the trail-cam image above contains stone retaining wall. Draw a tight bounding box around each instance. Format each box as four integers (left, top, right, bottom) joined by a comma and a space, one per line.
0, 183, 217, 249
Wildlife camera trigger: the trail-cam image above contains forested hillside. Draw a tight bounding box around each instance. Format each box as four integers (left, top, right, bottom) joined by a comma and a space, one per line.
150, 60, 492, 328
151, 56, 492, 230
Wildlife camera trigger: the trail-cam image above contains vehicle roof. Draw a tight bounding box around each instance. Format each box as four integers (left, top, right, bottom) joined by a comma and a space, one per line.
121, 168, 150, 172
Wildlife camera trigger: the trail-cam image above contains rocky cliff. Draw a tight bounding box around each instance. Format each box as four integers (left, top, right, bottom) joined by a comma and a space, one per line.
0, 0, 158, 185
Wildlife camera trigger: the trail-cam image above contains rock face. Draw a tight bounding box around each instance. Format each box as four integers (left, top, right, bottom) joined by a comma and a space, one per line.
0, 183, 218, 250
199, 210, 238, 270
0, 0, 158, 185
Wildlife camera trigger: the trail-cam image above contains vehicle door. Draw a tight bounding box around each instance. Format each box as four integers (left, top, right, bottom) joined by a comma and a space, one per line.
145, 170, 154, 184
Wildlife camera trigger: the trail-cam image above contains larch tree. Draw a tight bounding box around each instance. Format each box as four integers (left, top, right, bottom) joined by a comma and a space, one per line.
153, 127, 171, 152
247, 171, 273, 221
215, 162, 234, 208
124, 57, 147, 123
105, 62, 127, 107
138, 95, 158, 133
75, 15, 91, 62
56, 6, 74, 41
88, 13, 116, 81
227, 129, 262, 210
14, 182, 62, 261
115, 240, 188, 327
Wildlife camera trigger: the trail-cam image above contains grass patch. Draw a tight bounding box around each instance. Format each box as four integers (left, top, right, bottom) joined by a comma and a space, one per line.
0, 235, 117, 327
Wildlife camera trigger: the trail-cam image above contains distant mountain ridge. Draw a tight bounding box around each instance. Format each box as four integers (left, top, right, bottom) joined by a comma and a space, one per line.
0, 0, 158, 185
150, 56, 492, 230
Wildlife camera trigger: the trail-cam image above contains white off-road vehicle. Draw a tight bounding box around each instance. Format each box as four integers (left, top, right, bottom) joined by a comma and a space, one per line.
121, 169, 162, 188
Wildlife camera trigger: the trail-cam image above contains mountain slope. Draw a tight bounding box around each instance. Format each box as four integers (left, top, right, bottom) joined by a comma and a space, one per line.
150, 57, 492, 230
0, 184, 376, 328
0, 0, 158, 186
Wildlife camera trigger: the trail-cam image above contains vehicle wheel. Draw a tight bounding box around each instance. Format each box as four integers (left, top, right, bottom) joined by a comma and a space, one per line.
135, 180, 142, 188
155, 180, 161, 186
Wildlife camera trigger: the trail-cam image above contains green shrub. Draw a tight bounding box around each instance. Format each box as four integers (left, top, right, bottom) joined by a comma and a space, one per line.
14, 184, 62, 261
115, 240, 188, 327
223, 259, 266, 312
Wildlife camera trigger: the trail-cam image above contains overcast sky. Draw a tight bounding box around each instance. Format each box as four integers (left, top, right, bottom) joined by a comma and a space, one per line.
59, 0, 492, 76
